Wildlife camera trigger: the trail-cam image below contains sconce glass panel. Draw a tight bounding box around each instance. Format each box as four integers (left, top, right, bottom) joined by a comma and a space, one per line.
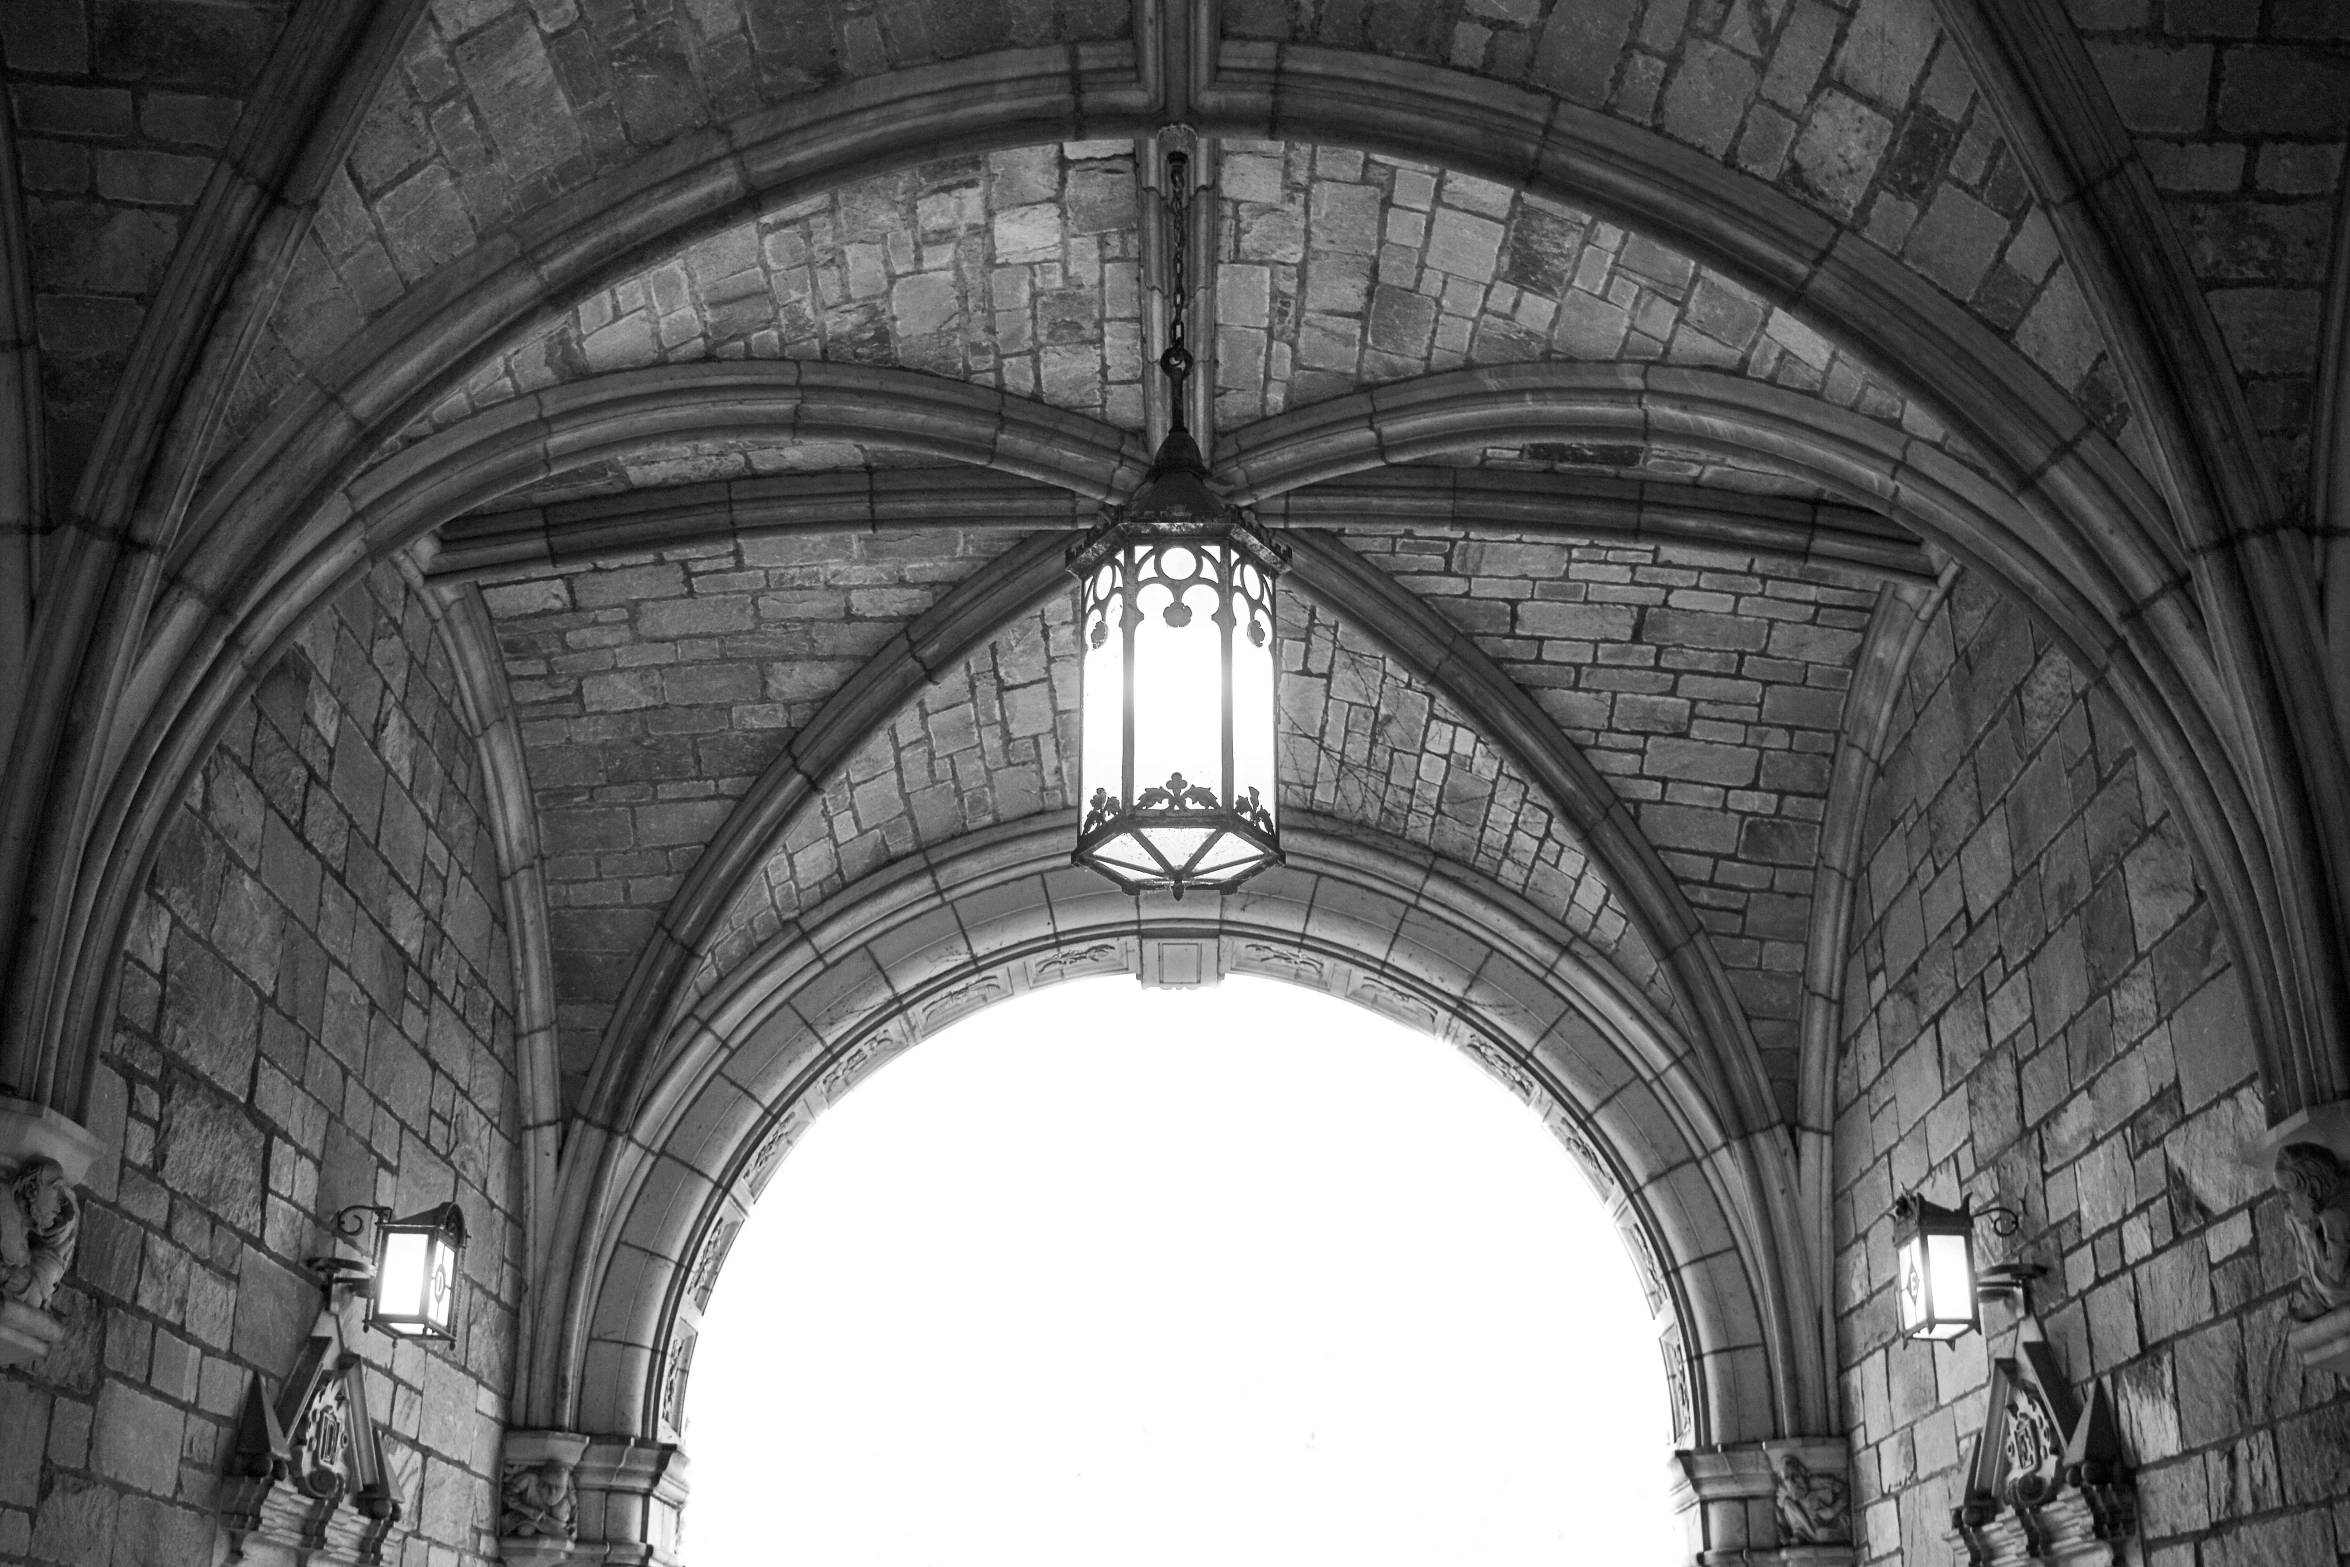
372, 1203, 467, 1342
1893, 1194, 1979, 1342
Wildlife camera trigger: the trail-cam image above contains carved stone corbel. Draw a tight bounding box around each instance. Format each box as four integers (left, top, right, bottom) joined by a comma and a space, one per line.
501, 1430, 591, 1566
219, 1265, 403, 1566
1670, 1439, 1855, 1566
0, 1089, 104, 1370
2252, 1104, 2350, 1373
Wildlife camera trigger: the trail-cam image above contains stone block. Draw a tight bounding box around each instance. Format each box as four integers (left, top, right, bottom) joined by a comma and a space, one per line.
1662, 41, 1761, 158
1424, 207, 1504, 281
2087, 42, 2214, 133
2215, 48, 2350, 136
91, 1381, 180, 1495
1788, 91, 1895, 218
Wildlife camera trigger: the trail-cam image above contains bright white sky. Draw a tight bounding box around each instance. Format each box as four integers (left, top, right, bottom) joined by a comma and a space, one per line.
685, 974, 1684, 1566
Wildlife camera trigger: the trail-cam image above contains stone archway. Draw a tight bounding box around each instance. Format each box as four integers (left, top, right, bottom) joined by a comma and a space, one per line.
553, 813, 1805, 1563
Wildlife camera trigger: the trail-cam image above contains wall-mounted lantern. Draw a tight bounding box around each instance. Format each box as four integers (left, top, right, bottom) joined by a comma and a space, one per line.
220, 1202, 471, 1564
1070, 146, 1288, 899
1888, 1192, 2138, 1564
1891, 1192, 2020, 1342
321, 1201, 470, 1343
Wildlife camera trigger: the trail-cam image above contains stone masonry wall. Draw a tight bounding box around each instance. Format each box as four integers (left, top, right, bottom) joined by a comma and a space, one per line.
1209, 140, 1921, 454
0, 561, 521, 1567
2, 0, 292, 487
270, 142, 1147, 457
218, 0, 1131, 459
2076, 2, 2350, 515
1830, 574, 2332, 1565
1348, 529, 1878, 1119
682, 582, 1685, 1046
480, 527, 1021, 1101
1225, 0, 2149, 461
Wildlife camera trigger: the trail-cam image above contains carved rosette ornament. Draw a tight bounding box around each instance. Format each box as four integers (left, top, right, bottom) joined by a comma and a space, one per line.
1949, 1315, 2136, 1566
0, 1089, 103, 1370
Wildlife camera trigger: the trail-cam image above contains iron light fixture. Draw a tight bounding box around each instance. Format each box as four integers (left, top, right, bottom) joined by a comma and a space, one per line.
324, 1201, 470, 1342
1070, 146, 1288, 897
1891, 1193, 2023, 1341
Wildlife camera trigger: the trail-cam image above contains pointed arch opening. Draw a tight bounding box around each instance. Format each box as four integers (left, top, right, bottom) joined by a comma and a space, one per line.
681, 971, 1685, 1567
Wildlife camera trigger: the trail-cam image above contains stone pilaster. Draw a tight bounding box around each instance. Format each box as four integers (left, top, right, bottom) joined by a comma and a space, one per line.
571, 1438, 689, 1567
1670, 1440, 1855, 1567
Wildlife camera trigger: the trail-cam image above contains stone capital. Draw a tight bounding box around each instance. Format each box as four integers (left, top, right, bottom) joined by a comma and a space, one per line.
568, 1437, 690, 1567
1669, 1440, 1856, 1567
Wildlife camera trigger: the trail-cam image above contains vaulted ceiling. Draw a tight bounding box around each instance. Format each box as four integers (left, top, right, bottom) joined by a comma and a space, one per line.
5, 0, 2347, 1211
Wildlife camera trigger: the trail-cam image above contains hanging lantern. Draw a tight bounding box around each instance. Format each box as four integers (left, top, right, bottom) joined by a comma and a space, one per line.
364, 1202, 469, 1341
1070, 438, 1286, 896
1891, 1193, 1981, 1342
1070, 144, 1288, 898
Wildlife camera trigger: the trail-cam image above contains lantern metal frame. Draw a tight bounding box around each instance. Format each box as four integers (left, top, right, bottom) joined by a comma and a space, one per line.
1068, 142, 1290, 898
1890, 1193, 2026, 1342
317, 1201, 470, 1344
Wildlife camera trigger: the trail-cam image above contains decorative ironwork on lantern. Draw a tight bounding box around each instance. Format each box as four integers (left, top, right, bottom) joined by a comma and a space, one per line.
331, 1201, 469, 1342
1069, 145, 1289, 897
1891, 1193, 2021, 1342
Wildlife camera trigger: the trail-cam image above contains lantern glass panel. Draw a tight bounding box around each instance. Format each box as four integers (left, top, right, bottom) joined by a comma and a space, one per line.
1230, 558, 1277, 824
1079, 558, 1125, 806
378, 1228, 431, 1328
1130, 549, 1223, 798
1897, 1232, 1928, 1335
1925, 1229, 1976, 1339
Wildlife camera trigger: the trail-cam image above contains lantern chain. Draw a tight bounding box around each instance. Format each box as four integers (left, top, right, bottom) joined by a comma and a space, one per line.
1162, 148, 1193, 433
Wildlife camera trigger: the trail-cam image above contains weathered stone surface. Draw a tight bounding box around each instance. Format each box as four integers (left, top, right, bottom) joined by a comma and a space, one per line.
1209, 141, 1916, 446
1833, 574, 2294, 1567
5, 0, 290, 485
2075, 4, 2350, 507
479, 528, 1019, 1088
242, 142, 1148, 458
47, 562, 525, 1567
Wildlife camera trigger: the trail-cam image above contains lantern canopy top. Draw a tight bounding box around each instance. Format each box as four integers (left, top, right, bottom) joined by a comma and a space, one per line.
1071, 427, 1287, 576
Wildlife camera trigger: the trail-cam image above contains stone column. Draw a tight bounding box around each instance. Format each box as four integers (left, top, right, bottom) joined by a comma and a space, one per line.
500, 1430, 592, 1566
1669, 1439, 1855, 1567
0, 1090, 105, 1368
571, 1437, 689, 1567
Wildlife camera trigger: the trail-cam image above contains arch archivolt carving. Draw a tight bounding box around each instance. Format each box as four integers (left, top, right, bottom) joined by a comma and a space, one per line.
560, 814, 1790, 1457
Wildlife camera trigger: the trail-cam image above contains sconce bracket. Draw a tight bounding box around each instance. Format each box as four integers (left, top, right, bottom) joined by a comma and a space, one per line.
220, 1273, 403, 1566
1949, 1311, 2135, 1566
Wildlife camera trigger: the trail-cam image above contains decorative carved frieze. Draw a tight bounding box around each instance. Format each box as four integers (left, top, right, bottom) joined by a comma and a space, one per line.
221, 1287, 402, 1567
1948, 1320, 2136, 1566
0, 1091, 103, 1370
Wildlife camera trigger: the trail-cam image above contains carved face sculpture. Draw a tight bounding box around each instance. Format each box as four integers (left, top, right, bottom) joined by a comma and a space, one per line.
14, 1160, 67, 1230
2277, 1144, 2345, 1221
